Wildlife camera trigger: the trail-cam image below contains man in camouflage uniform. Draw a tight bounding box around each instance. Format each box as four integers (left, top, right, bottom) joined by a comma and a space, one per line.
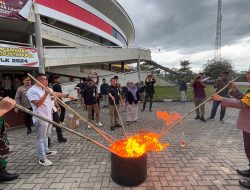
0, 97, 19, 181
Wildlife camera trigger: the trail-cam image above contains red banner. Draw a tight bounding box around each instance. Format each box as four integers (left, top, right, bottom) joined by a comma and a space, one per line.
0, 0, 29, 20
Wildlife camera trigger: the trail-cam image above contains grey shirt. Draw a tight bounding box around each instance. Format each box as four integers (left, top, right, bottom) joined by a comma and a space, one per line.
15, 85, 32, 109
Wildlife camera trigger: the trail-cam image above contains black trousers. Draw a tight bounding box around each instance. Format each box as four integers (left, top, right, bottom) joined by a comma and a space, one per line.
243, 131, 250, 166
52, 111, 63, 140
143, 93, 153, 110
24, 108, 32, 129
59, 105, 65, 123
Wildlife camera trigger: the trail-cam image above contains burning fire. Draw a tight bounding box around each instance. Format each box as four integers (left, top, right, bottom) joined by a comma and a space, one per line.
156, 111, 182, 126
111, 132, 170, 158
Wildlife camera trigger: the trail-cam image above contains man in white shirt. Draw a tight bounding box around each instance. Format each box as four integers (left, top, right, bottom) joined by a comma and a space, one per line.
27, 73, 57, 166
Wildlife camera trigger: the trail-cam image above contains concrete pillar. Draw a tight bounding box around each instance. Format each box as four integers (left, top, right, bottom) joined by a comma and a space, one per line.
121, 62, 124, 73
28, 34, 33, 45
108, 63, 112, 71
137, 54, 141, 82
33, 2, 45, 74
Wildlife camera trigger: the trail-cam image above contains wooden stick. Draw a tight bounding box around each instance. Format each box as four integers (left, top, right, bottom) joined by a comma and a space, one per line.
58, 102, 118, 141
0, 97, 117, 155
159, 76, 240, 137
27, 73, 116, 143
113, 99, 128, 137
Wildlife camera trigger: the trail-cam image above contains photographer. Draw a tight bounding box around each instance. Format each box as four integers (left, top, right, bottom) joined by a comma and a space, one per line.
191, 75, 207, 122
141, 74, 156, 112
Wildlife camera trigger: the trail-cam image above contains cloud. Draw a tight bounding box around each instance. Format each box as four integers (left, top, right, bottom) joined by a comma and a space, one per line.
117, 0, 250, 71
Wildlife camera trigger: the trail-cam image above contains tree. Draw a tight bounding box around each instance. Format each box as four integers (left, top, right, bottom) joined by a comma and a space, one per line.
203, 58, 235, 79
178, 60, 193, 82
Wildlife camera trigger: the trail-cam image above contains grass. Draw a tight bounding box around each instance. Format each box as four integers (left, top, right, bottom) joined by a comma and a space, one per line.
154, 85, 249, 101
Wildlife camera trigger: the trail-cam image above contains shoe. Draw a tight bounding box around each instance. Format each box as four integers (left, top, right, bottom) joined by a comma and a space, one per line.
111, 126, 115, 130
126, 121, 130, 125
39, 158, 52, 166
237, 169, 250, 177
27, 128, 32, 134
239, 179, 250, 189
0, 170, 19, 182
200, 117, 206, 122
58, 137, 67, 143
194, 115, 200, 120
116, 124, 122, 128
141, 109, 145, 112
207, 117, 215, 120
149, 109, 152, 112
96, 122, 103, 127
88, 125, 92, 129
46, 150, 57, 156
220, 119, 224, 123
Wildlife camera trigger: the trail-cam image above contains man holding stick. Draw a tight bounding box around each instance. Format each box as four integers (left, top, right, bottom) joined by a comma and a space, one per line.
108, 78, 122, 130
212, 67, 250, 189
0, 97, 19, 181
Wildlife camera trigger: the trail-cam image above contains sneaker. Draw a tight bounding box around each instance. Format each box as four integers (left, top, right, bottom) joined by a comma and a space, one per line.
46, 151, 57, 156
39, 158, 52, 166
126, 121, 130, 125
111, 126, 115, 130
194, 115, 200, 120
200, 117, 206, 122
220, 119, 224, 123
149, 109, 152, 112
96, 122, 103, 127
88, 125, 92, 129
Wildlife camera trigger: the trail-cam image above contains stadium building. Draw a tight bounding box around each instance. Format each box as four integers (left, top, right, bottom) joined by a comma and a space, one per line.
0, 0, 151, 83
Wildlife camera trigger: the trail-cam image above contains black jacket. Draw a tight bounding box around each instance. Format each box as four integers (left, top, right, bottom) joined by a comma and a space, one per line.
125, 90, 140, 104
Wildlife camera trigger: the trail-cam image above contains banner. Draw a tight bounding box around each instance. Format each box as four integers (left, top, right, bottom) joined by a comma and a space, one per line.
0, 43, 39, 67
0, 0, 31, 20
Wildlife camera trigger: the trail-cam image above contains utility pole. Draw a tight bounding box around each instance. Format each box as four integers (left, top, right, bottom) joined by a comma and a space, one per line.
214, 0, 222, 62
33, 1, 45, 74
137, 54, 141, 82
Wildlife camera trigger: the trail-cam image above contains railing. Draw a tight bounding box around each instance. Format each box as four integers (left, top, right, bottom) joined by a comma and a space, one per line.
0, 40, 35, 47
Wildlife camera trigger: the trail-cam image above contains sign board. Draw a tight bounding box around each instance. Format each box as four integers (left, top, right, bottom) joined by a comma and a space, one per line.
0, 0, 31, 20
0, 43, 39, 67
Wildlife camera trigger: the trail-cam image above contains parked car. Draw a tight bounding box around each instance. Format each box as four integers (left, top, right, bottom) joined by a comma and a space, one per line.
202, 77, 216, 84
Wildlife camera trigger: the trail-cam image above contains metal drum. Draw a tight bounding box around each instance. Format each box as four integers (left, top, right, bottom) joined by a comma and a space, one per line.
111, 153, 147, 186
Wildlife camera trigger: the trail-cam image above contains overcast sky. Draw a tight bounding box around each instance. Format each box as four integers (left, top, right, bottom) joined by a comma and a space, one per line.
117, 0, 250, 72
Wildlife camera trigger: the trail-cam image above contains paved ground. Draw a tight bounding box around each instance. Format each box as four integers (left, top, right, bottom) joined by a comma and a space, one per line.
0, 101, 248, 190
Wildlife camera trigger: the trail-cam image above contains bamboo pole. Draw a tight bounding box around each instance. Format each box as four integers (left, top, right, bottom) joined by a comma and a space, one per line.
56, 100, 117, 142
113, 99, 128, 137
27, 73, 117, 143
159, 76, 240, 137
0, 97, 117, 155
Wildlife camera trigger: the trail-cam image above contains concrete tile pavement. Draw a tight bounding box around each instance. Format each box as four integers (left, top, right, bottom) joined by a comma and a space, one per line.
0, 102, 247, 189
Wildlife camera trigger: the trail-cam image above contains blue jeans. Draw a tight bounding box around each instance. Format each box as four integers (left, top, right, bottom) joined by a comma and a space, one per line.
210, 101, 226, 120
34, 119, 51, 160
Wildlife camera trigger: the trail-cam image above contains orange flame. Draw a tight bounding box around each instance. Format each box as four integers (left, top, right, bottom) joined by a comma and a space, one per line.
156, 111, 182, 126
111, 131, 170, 158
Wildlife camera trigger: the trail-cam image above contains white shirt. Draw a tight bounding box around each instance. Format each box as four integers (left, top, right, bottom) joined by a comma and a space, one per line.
27, 85, 53, 123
